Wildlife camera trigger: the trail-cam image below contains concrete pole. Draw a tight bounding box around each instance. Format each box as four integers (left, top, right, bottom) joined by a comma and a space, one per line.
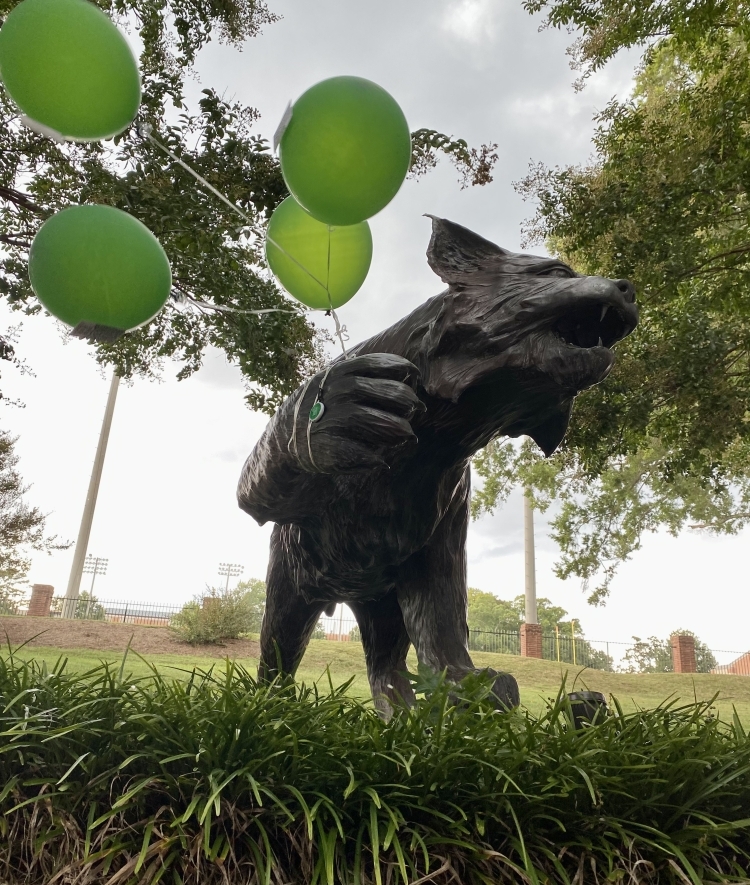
523, 489, 538, 625
62, 374, 120, 618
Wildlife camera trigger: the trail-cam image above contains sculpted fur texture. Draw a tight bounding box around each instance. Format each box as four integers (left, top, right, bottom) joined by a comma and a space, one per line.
238, 217, 638, 711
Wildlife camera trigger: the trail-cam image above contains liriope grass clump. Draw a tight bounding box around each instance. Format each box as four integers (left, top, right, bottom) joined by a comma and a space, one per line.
1, 648, 749, 884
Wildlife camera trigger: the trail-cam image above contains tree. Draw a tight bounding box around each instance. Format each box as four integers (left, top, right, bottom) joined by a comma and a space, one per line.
465, 587, 611, 668
522, 0, 749, 85
235, 577, 266, 634
470, 3, 750, 603
467, 587, 521, 633
467, 587, 582, 634
621, 631, 718, 674
0, 0, 498, 408
0, 430, 66, 613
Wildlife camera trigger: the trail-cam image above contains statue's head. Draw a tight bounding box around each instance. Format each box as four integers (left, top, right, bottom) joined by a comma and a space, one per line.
413, 216, 638, 454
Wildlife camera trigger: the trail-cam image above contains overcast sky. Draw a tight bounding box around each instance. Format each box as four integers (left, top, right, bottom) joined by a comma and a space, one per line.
3, 0, 748, 657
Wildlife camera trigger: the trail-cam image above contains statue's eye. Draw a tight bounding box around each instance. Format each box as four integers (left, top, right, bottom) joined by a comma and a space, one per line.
539, 267, 573, 278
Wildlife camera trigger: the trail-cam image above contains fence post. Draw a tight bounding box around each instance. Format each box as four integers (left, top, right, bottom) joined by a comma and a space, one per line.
520, 623, 543, 658
27, 584, 54, 617
671, 633, 697, 673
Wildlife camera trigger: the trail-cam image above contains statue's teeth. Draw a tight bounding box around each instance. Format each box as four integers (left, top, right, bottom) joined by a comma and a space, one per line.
598, 336, 603, 347
600, 304, 609, 321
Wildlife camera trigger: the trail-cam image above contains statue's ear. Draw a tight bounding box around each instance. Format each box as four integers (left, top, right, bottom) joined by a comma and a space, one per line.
426, 215, 511, 284
528, 401, 573, 456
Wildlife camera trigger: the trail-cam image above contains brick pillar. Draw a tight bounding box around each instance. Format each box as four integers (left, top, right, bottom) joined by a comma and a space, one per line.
520, 622, 543, 658
671, 633, 697, 673
27, 584, 54, 617
202, 596, 220, 613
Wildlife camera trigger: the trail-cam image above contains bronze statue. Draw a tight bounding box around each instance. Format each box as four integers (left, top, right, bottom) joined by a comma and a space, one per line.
238, 217, 638, 712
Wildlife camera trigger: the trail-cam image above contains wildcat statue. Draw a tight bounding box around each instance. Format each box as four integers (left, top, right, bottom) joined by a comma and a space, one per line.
238, 216, 638, 712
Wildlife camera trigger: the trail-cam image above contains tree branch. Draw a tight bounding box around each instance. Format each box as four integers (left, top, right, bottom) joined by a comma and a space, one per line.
690, 513, 750, 530
0, 234, 32, 249
0, 185, 45, 216
676, 245, 750, 280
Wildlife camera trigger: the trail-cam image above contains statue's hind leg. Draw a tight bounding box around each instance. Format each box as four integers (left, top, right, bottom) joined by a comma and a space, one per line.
258, 524, 325, 681
396, 467, 520, 709
350, 590, 415, 716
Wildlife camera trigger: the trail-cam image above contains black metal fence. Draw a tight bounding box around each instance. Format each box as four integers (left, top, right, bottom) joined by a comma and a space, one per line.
48, 597, 183, 626
5, 594, 749, 675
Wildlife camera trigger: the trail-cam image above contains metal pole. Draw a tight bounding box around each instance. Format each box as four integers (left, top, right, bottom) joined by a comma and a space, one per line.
225, 570, 230, 594
523, 489, 538, 624
338, 603, 344, 641
90, 559, 98, 595
572, 619, 577, 666
62, 374, 120, 618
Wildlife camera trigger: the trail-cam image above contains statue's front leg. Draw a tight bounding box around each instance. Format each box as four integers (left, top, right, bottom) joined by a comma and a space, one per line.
258, 524, 326, 681
396, 468, 520, 709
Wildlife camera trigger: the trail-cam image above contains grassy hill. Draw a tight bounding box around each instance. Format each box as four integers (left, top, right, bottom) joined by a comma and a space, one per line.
8, 637, 750, 723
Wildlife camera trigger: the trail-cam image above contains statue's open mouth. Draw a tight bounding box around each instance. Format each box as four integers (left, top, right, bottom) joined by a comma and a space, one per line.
555, 301, 636, 350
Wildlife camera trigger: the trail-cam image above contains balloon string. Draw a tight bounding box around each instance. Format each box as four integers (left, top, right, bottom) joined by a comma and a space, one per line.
143, 126, 350, 358
329, 307, 349, 357
179, 293, 296, 316
142, 128, 253, 224
325, 225, 348, 359
265, 235, 329, 290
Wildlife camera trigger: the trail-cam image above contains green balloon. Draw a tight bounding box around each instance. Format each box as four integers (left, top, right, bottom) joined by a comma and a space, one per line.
266, 197, 372, 310
29, 205, 171, 333
280, 77, 411, 226
0, 0, 141, 141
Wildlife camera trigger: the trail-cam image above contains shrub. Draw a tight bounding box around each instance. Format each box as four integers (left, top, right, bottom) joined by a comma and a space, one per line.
0, 653, 749, 883
171, 584, 262, 644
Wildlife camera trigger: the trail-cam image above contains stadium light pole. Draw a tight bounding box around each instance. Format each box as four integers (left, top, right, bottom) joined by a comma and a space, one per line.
63, 373, 120, 619
82, 554, 108, 595
218, 562, 243, 593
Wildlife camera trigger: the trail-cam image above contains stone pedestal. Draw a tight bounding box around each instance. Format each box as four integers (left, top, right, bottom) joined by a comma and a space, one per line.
28, 584, 54, 617
671, 633, 697, 673
520, 622, 543, 658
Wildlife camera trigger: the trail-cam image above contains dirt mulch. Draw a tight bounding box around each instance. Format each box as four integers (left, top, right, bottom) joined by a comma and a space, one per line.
0, 616, 260, 659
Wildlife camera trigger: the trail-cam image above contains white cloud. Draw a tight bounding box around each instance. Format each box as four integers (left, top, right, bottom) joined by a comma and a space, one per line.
441, 0, 498, 43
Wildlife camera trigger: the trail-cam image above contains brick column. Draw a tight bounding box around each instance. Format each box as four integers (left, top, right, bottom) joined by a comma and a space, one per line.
520, 622, 543, 658
671, 633, 697, 673
202, 596, 220, 613
27, 584, 54, 617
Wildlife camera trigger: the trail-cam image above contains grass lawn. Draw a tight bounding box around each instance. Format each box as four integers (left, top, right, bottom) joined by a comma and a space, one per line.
8, 638, 750, 724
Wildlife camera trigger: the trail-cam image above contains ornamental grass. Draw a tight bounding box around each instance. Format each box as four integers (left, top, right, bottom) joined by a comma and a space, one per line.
1, 647, 749, 884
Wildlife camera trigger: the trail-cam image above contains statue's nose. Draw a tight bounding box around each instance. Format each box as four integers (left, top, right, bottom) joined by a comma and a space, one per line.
613, 278, 636, 304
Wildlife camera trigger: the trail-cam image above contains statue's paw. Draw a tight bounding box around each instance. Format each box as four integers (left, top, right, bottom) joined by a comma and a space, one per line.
297, 353, 425, 473
483, 668, 520, 710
